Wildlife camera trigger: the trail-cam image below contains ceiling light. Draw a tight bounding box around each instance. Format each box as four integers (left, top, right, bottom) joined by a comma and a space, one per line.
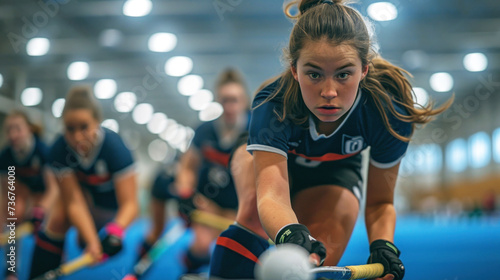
123, 0, 152, 17
429, 72, 454, 92
463, 52, 488, 72
94, 79, 117, 99
189, 89, 213, 111
26, 38, 50, 56
178, 75, 204, 96
148, 32, 177, 52
67, 61, 89, 81
132, 103, 154, 124
165, 56, 193, 77
413, 87, 429, 108
199, 102, 223, 122
102, 119, 119, 133
114, 91, 137, 113
21, 87, 43, 106
147, 113, 168, 134
51, 98, 65, 118
367, 2, 398, 22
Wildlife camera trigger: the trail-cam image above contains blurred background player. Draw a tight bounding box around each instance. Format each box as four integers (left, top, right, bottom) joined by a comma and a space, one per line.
174, 68, 250, 274
28, 86, 139, 278
0, 110, 59, 280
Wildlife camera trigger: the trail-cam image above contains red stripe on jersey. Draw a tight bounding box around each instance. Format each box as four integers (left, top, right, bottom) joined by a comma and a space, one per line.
289, 149, 360, 161
202, 146, 230, 167
35, 236, 63, 255
216, 236, 261, 264
76, 171, 111, 185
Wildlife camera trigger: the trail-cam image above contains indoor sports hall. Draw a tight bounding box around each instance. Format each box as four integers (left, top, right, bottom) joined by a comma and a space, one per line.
0, 1, 499, 280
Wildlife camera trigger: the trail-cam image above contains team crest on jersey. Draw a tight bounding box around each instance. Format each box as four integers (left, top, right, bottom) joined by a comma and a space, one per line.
342, 135, 364, 154
95, 160, 108, 177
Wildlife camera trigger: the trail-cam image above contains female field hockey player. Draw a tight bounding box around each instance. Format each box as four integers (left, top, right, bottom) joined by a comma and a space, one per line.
209, 1, 452, 279
173, 68, 250, 273
0, 110, 58, 280
28, 86, 138, 278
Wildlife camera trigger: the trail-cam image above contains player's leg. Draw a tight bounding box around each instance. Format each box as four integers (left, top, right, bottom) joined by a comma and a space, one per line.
29, 196, 71, 278
289, 155, 363, 266
139, 197, 166, 258
209, 143, 271, 279
293, 184, 359, 265
3, 183, 30, 279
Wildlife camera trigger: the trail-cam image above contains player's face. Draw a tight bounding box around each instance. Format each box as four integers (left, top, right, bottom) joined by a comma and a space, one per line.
218, 83, 247, 126
291, 40, 368, 134
5, 116, 31, 151
63, 109, 100, 156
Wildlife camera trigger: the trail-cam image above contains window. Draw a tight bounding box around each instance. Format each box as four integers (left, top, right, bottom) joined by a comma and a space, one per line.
446, 139, 467, 172
468, 132, 491, 169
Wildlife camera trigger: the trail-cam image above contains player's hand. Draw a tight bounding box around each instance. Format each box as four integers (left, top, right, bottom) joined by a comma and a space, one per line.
367, 240, 405, 280
275, 223, 327, 266
99, 222, 124, 261
176, 189, 196, 225
30, 206, 45, 233
85, 239, 103, 263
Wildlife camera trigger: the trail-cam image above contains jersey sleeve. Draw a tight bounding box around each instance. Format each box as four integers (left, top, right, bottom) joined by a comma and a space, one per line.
49, 135, 75, 176
103, 130, 135, 177
190, 123, 208, 150
247, 96, 291, 159
369, 112, 413, 169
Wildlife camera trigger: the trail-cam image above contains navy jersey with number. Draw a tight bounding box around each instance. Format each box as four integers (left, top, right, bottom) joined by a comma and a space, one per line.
50, 128, 135, 210
191, 115, 249, 210
0, 137, 49, 193
247, 79, 412, 168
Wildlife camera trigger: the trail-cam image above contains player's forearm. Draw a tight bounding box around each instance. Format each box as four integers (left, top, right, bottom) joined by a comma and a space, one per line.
113, 199, 138, 229
257, 192, 298, 242
68, 203, 100, 245
364, 202, 396, 243
38, 175, 59, 209
175, 169, 197, 196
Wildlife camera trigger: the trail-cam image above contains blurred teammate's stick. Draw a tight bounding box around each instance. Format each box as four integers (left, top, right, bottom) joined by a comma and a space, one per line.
32, 253, 95, 280
122, 210, 234, 280
312, 263, 384, 280
0, 222, 33, 245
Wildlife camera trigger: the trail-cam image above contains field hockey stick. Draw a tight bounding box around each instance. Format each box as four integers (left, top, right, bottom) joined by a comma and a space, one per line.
122, 219, 186, 280
190, 209, 234, 231
32, 253, 95, 280
312, 263, 384, 280
0, 222, 33, 245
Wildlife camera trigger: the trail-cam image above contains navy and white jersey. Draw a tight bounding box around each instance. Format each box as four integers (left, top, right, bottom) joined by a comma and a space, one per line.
191, 115, 249, 210
0, 137, 49, 193
247, 79, 412, 169
50, 127, 135, 210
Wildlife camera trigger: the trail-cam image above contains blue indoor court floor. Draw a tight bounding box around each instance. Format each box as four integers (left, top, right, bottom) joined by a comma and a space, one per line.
3, 216, 500, 280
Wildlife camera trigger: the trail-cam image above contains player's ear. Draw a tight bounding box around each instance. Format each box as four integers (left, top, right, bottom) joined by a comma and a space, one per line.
361, 64, 369, 80
291, 64, 299, 81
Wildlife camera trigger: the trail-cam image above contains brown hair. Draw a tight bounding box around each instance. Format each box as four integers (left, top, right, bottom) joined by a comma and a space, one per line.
62, 85, 103, 122
262, 0, 452, 141
6, 109, 43, 137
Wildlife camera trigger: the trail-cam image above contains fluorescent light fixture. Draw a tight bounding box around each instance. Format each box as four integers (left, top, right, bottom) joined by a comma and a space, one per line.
189, 89, 213, 111
463, 52, 488, 72
26, 37, 50, 56
51, 98, 65, 118
102, 119, 119, 133
147, 113, 168, 134
148, 32, 177, 52
114, 91, 137, 113
67, 61, 89, 81
178, 75, 204, 96
94, 79, 117, 99
430, 72, 453, 92
148, 139, 170, 162
199, 102, 223, 122
367, 2, 398, 22
21, 87, 43, 106
413, 87, 429, 108
123, 0, 152, 17
132, 103, 154, 124
165, 56, 193, 77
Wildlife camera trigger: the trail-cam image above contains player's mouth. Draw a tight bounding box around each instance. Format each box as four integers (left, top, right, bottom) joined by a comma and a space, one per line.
317, 105, 341, 115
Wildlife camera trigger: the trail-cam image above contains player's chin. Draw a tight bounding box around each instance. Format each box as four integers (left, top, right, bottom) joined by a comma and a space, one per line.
315, 114, 342, 123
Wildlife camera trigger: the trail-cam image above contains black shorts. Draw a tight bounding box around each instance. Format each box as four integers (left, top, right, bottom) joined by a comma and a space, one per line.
287, 153, 363, 203
150, 173, 176, 201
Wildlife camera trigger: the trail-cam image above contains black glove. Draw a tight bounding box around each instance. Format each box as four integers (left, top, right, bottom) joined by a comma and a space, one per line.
275, 223, 327, 266
99, 223, 124, 259
367, 240, 405, 280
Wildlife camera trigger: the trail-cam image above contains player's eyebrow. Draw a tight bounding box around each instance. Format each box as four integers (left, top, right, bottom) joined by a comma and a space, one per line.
303, 62, 356, 71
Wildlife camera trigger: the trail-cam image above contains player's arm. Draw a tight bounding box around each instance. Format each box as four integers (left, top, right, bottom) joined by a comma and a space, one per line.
253, 150, 296, 239
113, 171, 138, 228
364, 162, 400, 242
38, 167, 59, 210
365, 162, 405, 280
175, 148, 202, 197
58, 172, 101, 259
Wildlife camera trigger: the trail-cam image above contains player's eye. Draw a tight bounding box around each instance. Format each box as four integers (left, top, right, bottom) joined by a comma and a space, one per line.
308, 72, 321, 80
337, 72, 350, 79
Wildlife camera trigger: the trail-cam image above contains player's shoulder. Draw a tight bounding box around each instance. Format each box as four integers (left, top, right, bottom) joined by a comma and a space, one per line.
252, 78, 281, 106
